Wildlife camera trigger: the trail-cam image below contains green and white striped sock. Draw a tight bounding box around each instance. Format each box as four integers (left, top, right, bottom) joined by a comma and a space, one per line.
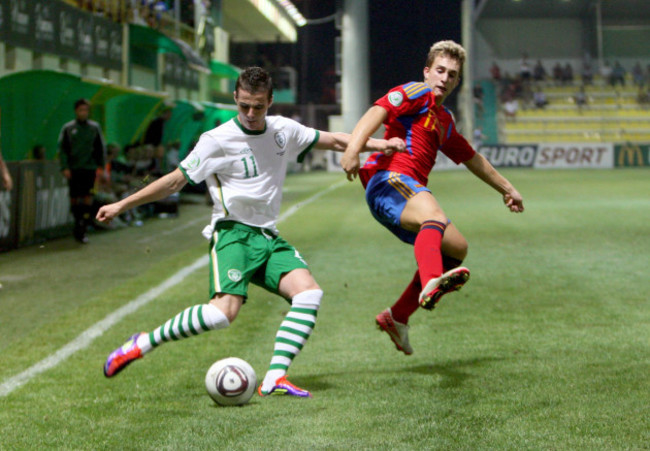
136, 303, 229, 354
261, 289, 322, 392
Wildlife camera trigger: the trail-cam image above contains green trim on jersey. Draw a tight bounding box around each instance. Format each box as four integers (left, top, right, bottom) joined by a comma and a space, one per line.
297, 130, 320, 163
234, 116, 266, 135
178, 164, 196, 186
212, 174, 230, 216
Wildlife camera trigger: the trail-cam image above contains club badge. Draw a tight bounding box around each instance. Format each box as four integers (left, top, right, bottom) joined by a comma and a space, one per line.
388, 91, 403, 107
274, 132, 286, 149
228, 269, 242, 282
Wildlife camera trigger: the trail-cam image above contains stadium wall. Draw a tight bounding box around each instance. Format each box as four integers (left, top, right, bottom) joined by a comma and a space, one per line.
0, 161, 71, 252
325, 143, 649, 173
433, 143, 650, 170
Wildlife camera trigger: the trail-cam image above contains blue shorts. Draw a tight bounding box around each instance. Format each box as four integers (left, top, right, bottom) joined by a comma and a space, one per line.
365, 171, 431, 245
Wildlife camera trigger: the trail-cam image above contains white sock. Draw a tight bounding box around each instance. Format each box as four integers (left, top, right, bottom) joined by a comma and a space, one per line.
261, 289, 322, 392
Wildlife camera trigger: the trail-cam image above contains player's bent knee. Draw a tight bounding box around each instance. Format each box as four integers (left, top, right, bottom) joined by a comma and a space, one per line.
209, 293, 243, 323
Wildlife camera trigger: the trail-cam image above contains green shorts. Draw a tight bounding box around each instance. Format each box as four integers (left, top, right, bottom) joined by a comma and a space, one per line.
208, 221, 309, 301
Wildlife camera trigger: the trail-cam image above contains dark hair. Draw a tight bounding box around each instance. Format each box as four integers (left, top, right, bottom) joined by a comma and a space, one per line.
235, 67, 273, 100
74, 98, 90, 110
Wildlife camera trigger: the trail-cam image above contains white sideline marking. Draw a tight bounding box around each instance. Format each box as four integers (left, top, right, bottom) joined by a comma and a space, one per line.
0, 179, 347, 397
137, 217, 205, 244
278, 179, 347, 223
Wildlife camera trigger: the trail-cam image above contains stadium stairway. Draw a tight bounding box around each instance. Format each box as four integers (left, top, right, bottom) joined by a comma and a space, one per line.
498, 76, 650, 144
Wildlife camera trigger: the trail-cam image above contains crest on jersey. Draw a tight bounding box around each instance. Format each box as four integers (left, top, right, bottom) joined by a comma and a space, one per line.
388, 91, 404, 107
239, 147, 252, 155
274, 132, 286, 149
186, 154, 200, 169
228, 269, 242, 282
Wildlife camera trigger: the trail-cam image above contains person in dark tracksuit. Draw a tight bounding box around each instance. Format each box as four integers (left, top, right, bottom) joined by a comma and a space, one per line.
58, 98, 105, 243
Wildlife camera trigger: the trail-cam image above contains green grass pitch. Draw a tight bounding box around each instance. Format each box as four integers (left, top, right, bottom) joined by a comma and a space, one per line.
0, 168, 648, 449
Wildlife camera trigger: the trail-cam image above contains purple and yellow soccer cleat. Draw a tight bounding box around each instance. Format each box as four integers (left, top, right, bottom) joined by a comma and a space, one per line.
258, 376, 312, 398
103, 333, 144, 378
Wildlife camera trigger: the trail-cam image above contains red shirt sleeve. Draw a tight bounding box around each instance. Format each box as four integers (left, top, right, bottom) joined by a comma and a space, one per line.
375, 85, 429, 124
439, 121, 476, 164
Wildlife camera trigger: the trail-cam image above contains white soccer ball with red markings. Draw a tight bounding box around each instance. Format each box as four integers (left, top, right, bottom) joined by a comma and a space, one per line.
205, 357, 257, 406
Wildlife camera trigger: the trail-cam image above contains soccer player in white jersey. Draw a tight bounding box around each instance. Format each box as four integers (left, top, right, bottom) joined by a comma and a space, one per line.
97, 67, 404, 398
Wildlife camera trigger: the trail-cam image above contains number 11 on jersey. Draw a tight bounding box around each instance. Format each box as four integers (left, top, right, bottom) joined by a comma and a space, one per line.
241, 155, 258, 178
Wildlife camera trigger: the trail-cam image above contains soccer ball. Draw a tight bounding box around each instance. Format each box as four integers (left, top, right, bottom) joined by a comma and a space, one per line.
205, 357, 257, 406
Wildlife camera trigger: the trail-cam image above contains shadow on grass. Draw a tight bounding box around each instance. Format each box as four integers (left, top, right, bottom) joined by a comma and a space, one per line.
404, 357, 504, 389
298, 356, 504, 393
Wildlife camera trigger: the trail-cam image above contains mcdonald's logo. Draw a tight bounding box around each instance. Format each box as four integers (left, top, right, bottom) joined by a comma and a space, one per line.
616, 145, 645, 167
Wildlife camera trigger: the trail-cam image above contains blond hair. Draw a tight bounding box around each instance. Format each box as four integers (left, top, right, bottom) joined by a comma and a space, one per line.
426, 40, 466, 72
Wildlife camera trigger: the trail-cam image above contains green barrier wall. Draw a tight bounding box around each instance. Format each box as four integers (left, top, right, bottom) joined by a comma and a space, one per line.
0, 70, 165, 161
164, 101, 237, 160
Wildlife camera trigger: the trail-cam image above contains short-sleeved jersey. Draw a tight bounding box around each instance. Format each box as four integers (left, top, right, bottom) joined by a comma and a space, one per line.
180, 116, 319, 238
359, 82, 476, 187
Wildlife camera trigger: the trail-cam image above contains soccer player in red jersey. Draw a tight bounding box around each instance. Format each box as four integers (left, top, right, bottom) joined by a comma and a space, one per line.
341, 40, 524, 355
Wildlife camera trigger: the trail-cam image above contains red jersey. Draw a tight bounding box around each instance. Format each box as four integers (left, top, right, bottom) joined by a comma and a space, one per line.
359, 82, 476, 187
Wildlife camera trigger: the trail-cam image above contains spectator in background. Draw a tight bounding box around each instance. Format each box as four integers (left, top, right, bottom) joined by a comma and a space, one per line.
562, 63, 574, 85
31, 144, 47, 161
0, 151, 12, 191
503, 94, 519, 121
611, 61, 626, 87
499, 72, 513, 101
533, 60, 547, 82
490, 61, 501, 82
574, 85, 588, 112
129, 0, 148, 25
151, 0, 168, 27
144, 107, 172, 149
631, 62, 644, 88
600, 61, 613, 84
58, 98, 105, 243
581, 60, 594, 85
533, 86, 548, 109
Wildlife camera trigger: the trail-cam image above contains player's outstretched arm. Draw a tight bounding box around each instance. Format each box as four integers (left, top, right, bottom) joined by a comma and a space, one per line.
315, 131, 404, 154
340, 106, 388, 181
96, 168, 188, 223
463, 153, 524, 213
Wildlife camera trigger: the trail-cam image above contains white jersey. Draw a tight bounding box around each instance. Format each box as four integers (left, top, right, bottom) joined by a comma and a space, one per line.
180, 115, 319, 238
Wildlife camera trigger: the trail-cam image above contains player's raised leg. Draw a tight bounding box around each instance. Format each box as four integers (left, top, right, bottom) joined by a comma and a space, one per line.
104, 296, 236, 377
400, 191, 451, 309
419, 221, 470, 309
